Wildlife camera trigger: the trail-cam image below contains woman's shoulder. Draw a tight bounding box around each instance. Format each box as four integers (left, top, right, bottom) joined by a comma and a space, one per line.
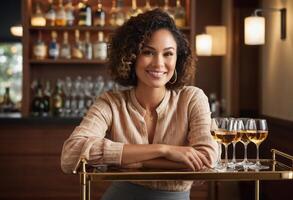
98, 88, 131, 105
174, 86, 207, 99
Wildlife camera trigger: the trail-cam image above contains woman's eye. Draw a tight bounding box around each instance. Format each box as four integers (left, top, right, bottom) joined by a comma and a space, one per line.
164, 52, 174, 57
142, 50, 154, 56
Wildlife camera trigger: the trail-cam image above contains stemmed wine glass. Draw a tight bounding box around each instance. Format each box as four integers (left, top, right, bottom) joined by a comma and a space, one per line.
235, 118, 253, 169
215, 118, 236, 171
247, 119, 269, 170
210, 118, 223, 170
228, 119, 243, 169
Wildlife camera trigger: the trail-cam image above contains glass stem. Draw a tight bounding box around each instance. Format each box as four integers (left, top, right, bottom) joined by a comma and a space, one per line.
256, 144, 260, 165
232, 142, 236, 163
217, 142, 221, 163
244, 143, 248, 162
225, 144, 228, 167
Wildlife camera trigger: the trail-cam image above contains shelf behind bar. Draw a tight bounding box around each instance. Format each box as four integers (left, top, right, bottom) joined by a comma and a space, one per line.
30, 59, 109, 65
29, 26, 191, 32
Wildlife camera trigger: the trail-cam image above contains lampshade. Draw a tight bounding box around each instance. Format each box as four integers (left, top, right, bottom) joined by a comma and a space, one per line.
196, 34, 212, 56
206, 26, 227, 55
245, 16, 265, 45
10, 25, 23, 37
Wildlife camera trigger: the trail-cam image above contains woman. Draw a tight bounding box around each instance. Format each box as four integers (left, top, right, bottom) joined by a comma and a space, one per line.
61, 9, 217, 200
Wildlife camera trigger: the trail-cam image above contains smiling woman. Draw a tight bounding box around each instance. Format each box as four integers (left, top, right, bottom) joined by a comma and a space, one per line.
61, 8, 218, 200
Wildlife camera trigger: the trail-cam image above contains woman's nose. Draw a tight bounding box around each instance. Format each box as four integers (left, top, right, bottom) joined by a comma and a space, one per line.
152, 54, 164, 67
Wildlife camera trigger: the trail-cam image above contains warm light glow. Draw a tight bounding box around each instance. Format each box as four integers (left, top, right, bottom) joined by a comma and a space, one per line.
10, 25, 23, 37
206, 26, 227, 55
196, 34, 212, 56
31, 16, 46, 26
245, 16, 265, 45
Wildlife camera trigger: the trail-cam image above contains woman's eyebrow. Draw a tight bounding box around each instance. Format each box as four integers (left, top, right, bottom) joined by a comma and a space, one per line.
143, 45, 176, 51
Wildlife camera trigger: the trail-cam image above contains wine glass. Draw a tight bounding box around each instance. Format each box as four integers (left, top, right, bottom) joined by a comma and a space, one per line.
215, 118, 236, 170
228, 119, 243, 169
210, 118, 223, 170
247, 119, 269, 170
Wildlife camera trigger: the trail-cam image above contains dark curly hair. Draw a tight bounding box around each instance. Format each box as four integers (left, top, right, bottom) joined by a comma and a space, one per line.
109, 8, 195, 90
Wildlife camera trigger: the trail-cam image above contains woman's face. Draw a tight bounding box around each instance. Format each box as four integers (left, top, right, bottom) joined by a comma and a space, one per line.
135, 29, 177, 89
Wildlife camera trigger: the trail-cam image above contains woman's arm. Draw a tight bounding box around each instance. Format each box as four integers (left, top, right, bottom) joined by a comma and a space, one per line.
121, 144, 211, 171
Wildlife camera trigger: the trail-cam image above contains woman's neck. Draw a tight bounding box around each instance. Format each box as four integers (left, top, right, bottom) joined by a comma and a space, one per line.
134, 86, 166, 111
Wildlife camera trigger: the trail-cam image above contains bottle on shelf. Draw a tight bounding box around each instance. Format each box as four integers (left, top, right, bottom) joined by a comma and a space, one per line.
0, 87, 15, 113
84, 31, 93, 60
109, 0, 126, 27
49, 31, 60, 59
93, 0, 106, 26
93, 31, 107, 60
173, 0, 186, 27
45, 0, 56, 26
33, 31, 47, 60
65, 0, 75, 26
31, 82, 48, 117
60, 31, 71, 59
163, 0, 174, 19
51, 80, 65, 117
43, 80, 52, 115
31, 3, 46, 26
78, 0, 92, 26
143, 0, 152, 12
127, 0, 142, 20
55, 0, 67, 26
72, 30, 84, 59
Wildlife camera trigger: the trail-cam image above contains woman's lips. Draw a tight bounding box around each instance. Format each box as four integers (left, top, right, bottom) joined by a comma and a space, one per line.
146, 70, 167, 78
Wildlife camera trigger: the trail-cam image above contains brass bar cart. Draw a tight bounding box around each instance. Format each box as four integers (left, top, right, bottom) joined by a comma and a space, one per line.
73, 149, 293, 200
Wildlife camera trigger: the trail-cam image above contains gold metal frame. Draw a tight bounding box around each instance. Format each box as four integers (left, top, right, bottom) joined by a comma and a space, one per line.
73, 149, 293, 200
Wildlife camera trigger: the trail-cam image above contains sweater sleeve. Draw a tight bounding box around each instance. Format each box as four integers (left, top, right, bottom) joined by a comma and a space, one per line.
60, 95, 124, 174
187, 88, 218, 166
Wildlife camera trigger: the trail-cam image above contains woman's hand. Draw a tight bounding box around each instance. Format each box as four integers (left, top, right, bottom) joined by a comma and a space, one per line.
161, 145, 211, 171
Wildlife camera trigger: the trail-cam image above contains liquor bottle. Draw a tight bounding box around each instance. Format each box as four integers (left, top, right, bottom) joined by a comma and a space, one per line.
78, 0, 92, 26
60, 31, 71, 59
45, 0, 56, 26
31, 83, 48, 117
48, 31, 60, 59
93, 0, 106, 26
93, 31, 107, 60
109, 0, 126, 27
33, 31, 47, 60
127, 0, 142, 19
43, 80, 51, 116
72, 30, 84, 59
55, 0, 67, 26
163, 0, 174, 19
84, 31, 93, 59
173, 0, 186, 27
51, 80, 64, 117
0, 87, 15, 113
31, 3, 46, 26
65, 0, 75, 26
143, 0, 152, 12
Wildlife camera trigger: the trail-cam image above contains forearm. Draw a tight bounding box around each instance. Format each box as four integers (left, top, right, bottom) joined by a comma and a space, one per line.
121, 144, 166, 165
142, 158, 189, 170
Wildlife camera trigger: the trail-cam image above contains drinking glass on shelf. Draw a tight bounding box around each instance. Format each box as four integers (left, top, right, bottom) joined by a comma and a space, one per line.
215, 118, 236, 170
247, 119, 269, 170
210, 118, 223, 170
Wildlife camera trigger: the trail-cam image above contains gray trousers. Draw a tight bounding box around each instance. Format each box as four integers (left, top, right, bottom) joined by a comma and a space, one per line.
101, 182, 190, 200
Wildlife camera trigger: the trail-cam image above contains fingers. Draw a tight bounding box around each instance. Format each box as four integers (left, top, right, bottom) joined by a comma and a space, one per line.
196, 151, 212, 168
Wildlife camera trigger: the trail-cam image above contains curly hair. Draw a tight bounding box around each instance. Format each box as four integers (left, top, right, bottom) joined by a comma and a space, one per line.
109, 8, 195, 90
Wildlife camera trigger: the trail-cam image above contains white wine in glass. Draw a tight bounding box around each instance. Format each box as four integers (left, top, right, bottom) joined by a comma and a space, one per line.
246, 119, 269, 170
